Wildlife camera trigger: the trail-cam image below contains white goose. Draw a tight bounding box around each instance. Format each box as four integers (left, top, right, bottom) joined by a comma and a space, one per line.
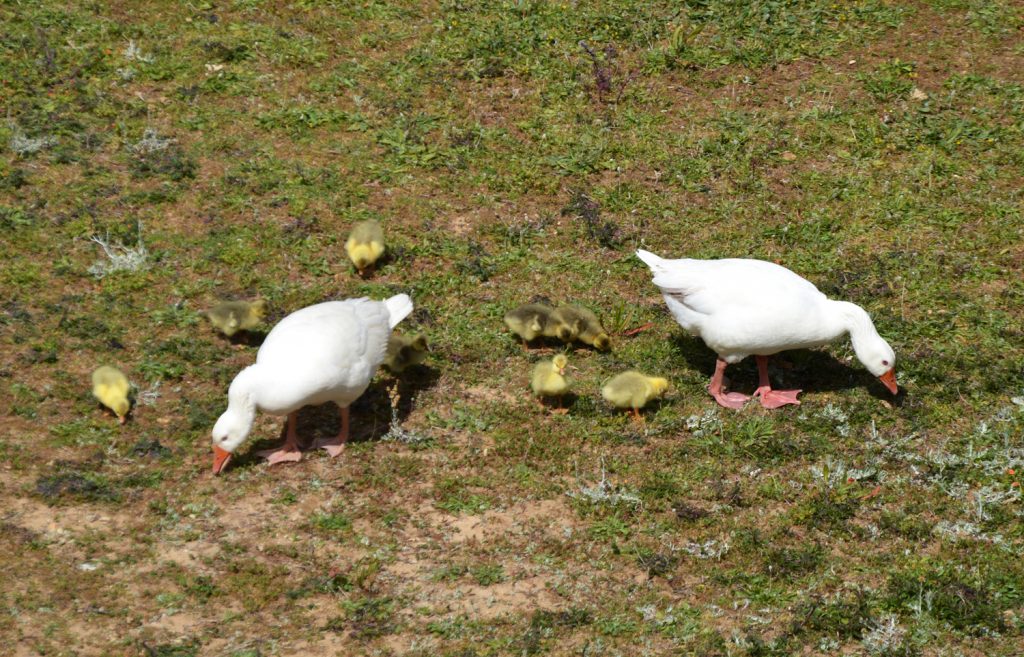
211, 294, 413, 474
637, 250, 897, 409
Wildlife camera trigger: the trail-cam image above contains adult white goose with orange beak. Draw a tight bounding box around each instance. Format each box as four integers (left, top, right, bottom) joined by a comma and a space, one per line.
636, 250, 897, 409
211, 294, 413, 474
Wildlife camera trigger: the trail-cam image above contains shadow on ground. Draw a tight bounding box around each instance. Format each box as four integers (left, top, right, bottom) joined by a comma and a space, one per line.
671, 334, 904, 404
231, 366, 442, 471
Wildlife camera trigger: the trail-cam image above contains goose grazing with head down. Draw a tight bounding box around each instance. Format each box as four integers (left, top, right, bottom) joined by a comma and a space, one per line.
92, 365, 132, 424
636, 250, 897, 409
211, 294, 413, 474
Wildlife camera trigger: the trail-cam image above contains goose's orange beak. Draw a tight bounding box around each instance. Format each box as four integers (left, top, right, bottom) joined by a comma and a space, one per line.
212, 445, 232, 475
878, 368, 898, 395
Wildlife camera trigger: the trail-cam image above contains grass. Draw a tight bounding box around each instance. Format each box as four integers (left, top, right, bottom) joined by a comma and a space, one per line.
1, 0, 1023, 654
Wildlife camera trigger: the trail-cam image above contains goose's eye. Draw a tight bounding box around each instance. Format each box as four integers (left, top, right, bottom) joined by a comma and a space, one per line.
882, 360, 889, 367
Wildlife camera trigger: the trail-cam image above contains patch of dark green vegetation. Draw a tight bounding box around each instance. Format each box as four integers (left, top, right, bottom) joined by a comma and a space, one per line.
520, 608, 594, 655
129, 438, 171, 459
793, 588, 874, 641
35, 465, 119, 504
562, 189, 621, 249
287, 571, 352, 600
884, 562, 1013, 635
763, 543, 825, 580
141, 640, 201, 657
332, 596, 399, 639
636, 550, 678, 579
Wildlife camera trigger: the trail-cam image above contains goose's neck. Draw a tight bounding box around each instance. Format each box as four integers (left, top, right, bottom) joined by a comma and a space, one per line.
227, 366, 260, 424
831, 300, 881, 355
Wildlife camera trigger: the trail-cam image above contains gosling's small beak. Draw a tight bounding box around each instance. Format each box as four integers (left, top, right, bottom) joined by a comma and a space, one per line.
212, 445, 232, 475
119, 415, 127, 425
878, 368, 898, 395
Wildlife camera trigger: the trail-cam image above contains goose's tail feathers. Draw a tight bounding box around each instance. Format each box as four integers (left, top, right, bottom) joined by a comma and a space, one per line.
384, 294, 414, 329
636, 249, 666, 273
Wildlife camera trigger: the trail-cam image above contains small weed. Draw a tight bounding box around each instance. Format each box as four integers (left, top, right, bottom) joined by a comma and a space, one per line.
640, 470, 680, 500
179, 574, 218, 602
568, 466, 642, 510
141, 641, 200, 657
794, 488, 859, 529
222, 560, 289, 612
8, 126, 58, 156
129, 439, 170, 459
562, 190, 621, 249
589, 514, 631, 541
432, 563, 468, 582
436, 493, 491, 515
860, 59, 916, 102
521, 608, 593, 655
636, 551, 678, 579
531, 608, 592, 629
736, 416, 798, 462
455, 241, 495, 282
88, 222, 149, 278
879, 510, 932, 540
578, 41, 635, 104
469, 563, 506, 586
861, 614, 914, 657
680, 538, 730, 560
340, 596, 398, 639
127, 130, 196, 180
674, 501, 711, 522
287, 572, 351, 599
885, 566, 1008, 634
271, 487, 298, 505
794, 589, 873, 640
310, 512, 352, 533
595, 614, 638, 637
764, 544, 824, 580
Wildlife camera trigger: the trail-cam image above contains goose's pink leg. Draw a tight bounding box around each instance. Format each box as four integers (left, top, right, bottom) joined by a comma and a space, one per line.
753, 355, 801, 408
709, 358, 749, 409
256, 412, 303, 465
313, 406, 349, 457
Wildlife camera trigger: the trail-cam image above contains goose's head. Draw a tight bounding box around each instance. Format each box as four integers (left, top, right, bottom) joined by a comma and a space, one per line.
647, 377, 669, 396
210, 397, 258, 472
111, 396, 130, 424
838, 301, 899, 396
552, 354, 569, 375
857, 338, 898, 395
211, 408, 252, 475
592, 332, 611, 351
